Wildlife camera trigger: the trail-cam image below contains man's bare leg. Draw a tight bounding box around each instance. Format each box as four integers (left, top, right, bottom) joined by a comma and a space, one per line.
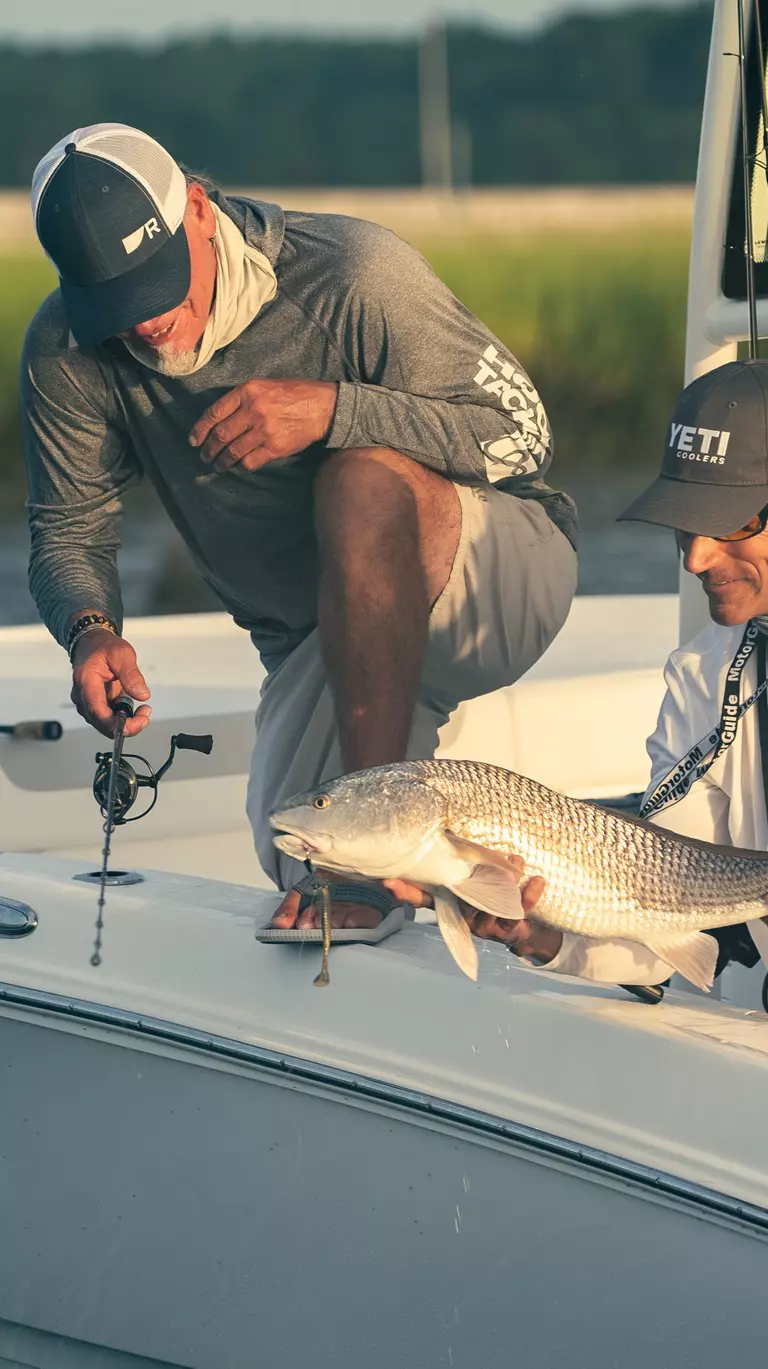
271, 447, 461, 928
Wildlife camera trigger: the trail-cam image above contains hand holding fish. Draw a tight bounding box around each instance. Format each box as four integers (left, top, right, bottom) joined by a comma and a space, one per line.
270, 757, 768, 990
384, 865, 561, 964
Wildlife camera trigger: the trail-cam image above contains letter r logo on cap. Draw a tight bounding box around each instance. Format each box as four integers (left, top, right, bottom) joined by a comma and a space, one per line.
122, 217, 161, 255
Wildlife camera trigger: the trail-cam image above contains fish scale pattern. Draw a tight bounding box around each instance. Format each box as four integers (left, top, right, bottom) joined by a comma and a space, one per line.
410, 759, 768, 939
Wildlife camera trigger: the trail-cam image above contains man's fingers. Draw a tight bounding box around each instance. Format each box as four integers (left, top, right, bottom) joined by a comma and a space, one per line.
210, 443, 277, 475
211, 430, 263, 473
270, 890, 301, 929
383, 877, 433, 906
521, 875, 546, 914
106, 663, 151, 703
505, 854, 525, 882
188, 390, 242, 447
77, 670, 124, 734
339, 904, 383, 928
200, 414, 253, 464
470, 911, 500, 939
277, 897, 385, 930
122, 705, 152, 738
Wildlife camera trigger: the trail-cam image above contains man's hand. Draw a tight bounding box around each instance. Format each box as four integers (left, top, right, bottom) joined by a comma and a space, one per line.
270, 870, 386, 931
188, 379, 338, 473
70, 629, 151, 738
385, 856, 563, 965
269, 852, 563, 966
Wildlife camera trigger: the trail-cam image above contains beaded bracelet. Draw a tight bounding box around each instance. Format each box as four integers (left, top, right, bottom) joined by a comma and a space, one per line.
66, 613, 119, 664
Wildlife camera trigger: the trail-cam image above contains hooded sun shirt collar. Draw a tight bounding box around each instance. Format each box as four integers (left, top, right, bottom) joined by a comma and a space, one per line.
121, 202, 278, 374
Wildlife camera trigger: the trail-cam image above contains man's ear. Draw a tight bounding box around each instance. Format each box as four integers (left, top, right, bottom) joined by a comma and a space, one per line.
184, 183, 215, 236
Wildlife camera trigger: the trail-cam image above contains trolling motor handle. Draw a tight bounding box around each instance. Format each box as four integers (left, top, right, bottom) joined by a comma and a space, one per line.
0, 720, 63, 741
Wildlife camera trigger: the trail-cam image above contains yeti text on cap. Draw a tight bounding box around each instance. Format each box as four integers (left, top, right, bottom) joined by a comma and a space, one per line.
669, 423, 731, 465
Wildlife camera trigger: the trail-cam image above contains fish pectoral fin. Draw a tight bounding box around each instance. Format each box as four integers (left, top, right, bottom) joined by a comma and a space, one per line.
640, 931, 717, 993
444, 831, 518, 872
433, 890, 479, 981
449, 865, 523, 921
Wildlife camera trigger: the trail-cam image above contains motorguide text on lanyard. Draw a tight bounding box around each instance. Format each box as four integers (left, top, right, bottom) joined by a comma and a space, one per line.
640, 621, 768, 820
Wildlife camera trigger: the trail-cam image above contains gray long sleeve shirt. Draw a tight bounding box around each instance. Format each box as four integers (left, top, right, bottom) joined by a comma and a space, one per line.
20, 192, 577, 671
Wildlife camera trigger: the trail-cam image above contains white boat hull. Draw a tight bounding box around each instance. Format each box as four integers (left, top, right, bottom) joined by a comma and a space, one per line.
1, 854, 767, 1367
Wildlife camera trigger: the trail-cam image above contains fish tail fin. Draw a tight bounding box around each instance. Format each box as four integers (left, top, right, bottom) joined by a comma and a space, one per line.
641, 930, 718, 993
433, 890, 479, 982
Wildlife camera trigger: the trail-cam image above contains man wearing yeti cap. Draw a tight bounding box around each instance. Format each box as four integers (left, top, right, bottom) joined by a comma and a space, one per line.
504, 359, 768, 991
619, 358, 768, 542
22, 122, 577, 941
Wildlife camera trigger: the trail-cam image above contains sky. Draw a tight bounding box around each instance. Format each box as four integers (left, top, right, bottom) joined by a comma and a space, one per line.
0, 0, 693, 44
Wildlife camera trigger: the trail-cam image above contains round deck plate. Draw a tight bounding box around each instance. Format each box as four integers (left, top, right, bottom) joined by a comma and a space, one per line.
0, 897, 38, 937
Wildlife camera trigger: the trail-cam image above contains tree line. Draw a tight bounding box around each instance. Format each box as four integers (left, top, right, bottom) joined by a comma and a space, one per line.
0, 3, 712, 188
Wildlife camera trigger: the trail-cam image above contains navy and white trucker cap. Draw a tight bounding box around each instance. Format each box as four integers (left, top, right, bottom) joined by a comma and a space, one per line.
31, 123, 190, 347
619, 360, 768, 536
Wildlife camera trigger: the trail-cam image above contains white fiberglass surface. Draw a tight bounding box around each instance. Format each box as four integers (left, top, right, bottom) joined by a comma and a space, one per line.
1, 851, 768, 1209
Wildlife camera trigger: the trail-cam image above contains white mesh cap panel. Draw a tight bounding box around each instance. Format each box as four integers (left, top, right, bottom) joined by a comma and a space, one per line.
31, 123, 186, 233
31, 125, 91, 222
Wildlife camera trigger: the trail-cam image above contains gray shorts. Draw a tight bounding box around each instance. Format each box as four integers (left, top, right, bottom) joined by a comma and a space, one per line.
247, 483, 577, 888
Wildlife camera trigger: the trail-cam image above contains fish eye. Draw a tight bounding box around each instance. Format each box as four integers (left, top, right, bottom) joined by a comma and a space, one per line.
313, 794, 330, 810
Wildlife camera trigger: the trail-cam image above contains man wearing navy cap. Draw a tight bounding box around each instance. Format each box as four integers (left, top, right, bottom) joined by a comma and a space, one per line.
22, 123, 577, 931
492, 360, 768, 987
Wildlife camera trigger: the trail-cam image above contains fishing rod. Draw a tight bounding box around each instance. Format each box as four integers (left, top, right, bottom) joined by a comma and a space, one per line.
737, 0, 760, 356
89, 697, 213, 966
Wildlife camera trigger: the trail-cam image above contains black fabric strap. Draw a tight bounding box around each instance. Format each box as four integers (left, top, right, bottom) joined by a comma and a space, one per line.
640, 620, 768, 820
757, 633, 768, 833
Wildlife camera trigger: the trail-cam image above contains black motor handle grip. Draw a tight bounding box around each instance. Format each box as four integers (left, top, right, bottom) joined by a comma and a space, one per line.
0, 720, 63, 741
173, 733, 214, 755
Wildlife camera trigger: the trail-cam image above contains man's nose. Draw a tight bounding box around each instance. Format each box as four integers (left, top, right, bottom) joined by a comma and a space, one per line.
681, 534, 720, 575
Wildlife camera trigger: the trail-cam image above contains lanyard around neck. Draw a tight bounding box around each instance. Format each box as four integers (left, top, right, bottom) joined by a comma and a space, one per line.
640, 621, 768, 820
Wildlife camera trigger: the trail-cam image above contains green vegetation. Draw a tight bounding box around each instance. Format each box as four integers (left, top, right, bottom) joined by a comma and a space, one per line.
0, 254, 55, 517
423, 230, 690, 479
0, 229, 689, 519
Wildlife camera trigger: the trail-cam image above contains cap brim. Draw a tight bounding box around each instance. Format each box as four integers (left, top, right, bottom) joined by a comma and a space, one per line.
60, 225, 191, 348
617, 474, 768, 536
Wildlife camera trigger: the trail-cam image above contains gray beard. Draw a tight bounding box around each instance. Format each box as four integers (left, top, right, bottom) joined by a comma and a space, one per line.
149, 345, 200, 376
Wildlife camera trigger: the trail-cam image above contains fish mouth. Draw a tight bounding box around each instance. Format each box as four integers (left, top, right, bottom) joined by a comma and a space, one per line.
269, 816, 330, 862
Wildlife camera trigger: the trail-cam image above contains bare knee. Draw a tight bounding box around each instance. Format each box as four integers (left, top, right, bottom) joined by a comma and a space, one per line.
315, 448, 461, 602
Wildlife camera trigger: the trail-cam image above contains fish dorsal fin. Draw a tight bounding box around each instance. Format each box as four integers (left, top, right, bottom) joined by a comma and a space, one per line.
433, 890, 479, 981
640, 931, 717, 993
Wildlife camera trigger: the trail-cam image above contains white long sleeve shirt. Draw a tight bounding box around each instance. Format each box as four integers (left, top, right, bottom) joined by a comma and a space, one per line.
540, 621, 768, 984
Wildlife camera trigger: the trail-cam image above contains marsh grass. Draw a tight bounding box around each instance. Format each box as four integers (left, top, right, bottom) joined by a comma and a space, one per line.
419, 229, 690, 476
0, 231, 689, 516
0, 254, 56, 516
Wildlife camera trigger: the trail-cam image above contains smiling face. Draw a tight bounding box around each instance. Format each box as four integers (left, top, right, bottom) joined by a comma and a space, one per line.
679, 524, 768, 625
118, 182, 216, 372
